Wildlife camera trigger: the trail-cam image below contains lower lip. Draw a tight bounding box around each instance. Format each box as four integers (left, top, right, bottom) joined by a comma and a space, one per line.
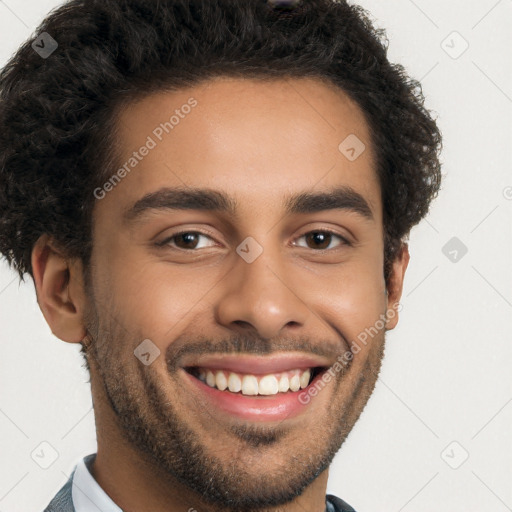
182, 369, 324, 422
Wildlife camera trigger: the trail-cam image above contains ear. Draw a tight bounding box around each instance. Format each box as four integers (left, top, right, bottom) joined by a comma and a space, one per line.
385, 243, 410, 331
31, 234, 88, 343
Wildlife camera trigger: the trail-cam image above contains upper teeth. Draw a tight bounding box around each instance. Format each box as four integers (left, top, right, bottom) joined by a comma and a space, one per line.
198, 368, 312, 396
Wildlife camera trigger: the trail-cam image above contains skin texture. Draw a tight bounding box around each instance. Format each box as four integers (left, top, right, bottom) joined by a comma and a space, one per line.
31, 77, 409, 512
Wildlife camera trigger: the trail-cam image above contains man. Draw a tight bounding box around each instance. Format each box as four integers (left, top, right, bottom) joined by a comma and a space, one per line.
0, 0, 442, 510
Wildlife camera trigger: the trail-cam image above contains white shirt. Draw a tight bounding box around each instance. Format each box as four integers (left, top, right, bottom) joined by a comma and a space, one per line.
71, 453, 123, 512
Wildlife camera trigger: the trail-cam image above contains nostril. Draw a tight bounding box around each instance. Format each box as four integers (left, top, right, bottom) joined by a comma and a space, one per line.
233, 320, 252, 328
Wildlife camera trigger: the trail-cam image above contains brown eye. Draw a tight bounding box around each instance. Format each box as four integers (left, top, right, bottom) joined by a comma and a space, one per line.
294, 230, 349, 250
174, 232, 200, 249
158, 231, 217, 250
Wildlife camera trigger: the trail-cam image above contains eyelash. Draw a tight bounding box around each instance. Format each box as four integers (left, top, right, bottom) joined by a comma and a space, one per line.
156, 228, 352, 252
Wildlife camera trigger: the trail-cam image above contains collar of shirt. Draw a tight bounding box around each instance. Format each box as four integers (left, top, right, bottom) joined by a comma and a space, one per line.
72, 453, 122, 512
71, 453, 352, 512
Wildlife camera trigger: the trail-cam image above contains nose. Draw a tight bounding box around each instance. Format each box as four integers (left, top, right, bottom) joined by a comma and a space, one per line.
215, 246, 311, 340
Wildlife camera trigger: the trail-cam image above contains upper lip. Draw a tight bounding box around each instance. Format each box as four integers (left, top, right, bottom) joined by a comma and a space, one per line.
181, 353, 332, 375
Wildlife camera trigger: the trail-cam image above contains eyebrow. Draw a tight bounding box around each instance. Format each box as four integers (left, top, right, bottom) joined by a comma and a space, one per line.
122, 185, 374, 225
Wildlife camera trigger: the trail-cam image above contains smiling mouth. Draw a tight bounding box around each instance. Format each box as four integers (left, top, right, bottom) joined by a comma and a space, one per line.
185, 366, 326, 396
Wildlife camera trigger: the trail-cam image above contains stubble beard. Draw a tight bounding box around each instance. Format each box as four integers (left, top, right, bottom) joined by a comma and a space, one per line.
81, 286, 386, 511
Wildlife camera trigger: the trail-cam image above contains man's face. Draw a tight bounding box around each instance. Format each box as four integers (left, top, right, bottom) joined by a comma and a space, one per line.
83, 77, 402, 509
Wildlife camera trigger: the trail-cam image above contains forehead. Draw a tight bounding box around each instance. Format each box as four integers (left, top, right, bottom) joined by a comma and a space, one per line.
101, 76, 381, 223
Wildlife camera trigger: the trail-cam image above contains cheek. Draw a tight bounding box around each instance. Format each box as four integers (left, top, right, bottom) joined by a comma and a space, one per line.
103, 250, 225, 341
310, 258, 387, 357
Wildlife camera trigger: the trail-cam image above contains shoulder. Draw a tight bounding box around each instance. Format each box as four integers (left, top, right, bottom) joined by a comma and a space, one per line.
42, 470, 75, 512
326, 493, 358, 512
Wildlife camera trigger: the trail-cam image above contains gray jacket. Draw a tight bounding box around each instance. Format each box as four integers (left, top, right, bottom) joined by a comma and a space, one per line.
43, 468, 75, 512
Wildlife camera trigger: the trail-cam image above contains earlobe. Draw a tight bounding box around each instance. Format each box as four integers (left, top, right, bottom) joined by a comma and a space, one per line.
31, 234, 87, 343
385, 243, 410, 331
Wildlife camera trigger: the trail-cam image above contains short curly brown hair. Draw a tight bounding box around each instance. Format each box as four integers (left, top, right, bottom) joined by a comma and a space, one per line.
0, 0, 442, 286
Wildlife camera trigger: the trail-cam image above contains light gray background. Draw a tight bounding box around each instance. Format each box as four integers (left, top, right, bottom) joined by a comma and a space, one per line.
0, 1, 511, 510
